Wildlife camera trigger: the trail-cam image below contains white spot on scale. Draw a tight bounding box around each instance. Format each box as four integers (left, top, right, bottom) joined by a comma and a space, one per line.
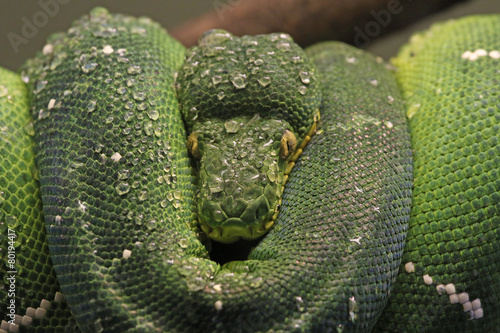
462, 51, 479, 61
214, 300, 223, 311
354, 186, 363, 193
47, 99, 56, 110
471, 298, 481, 310
40, 299, 51, 310
489, 50, 500, 59
123, 249, 132, 259
475, 49, 488, 57
55, 215, 62, 225
461, 50, 472, 59
38, 109, 48, 120
25, 307, 36, 317
473, 308, 484, 319
462, 301, 472, 312
458, 292, 469, 304
404, 262, 415, 273
1, 320, 9, 330
449, 294, 459, 304
34, 307, 46, 318
21, 315, 32, 326
350, 236, 362, 245
386, 121, 393, 129
102, 45, 114, 55
462, 48, 500, 61
213, 284, 222, 292
54, 291, 65, 302
423, 274, 433, 285
470, 53, 479, 61
445, 283, 456, 295
7, 322, 19, 332
111, 152, 122, 162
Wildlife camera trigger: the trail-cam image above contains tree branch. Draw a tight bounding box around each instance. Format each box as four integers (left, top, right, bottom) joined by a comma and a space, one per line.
171, 0, 467, 48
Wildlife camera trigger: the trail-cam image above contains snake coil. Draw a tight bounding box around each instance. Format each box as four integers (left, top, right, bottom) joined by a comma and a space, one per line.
0, 8, 498, 333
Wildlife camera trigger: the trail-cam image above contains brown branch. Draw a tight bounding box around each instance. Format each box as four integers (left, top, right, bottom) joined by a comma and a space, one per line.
171, 0, 467, 48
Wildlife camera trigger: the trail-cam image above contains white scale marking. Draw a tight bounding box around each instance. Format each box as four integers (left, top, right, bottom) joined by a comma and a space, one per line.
462, 48, 500, 61
350, 236, 362, 245
405, 266, 484, 319
123, 249, 132, 259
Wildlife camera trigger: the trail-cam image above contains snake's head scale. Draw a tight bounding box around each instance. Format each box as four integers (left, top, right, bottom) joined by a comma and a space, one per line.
176, 29, 321, 243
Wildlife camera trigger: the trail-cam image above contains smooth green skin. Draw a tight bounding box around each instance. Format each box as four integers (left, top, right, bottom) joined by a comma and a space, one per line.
0, 8, 498, 333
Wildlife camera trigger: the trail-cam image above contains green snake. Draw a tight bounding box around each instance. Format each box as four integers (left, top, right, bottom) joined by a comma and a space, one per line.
0, 7, 498, 332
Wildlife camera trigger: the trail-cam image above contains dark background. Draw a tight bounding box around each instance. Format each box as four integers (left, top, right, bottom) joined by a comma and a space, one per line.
0, 0, 498, 71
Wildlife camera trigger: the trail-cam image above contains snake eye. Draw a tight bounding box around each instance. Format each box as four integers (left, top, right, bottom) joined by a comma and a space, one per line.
280, 130, 297, 159
187, 132, 202, 159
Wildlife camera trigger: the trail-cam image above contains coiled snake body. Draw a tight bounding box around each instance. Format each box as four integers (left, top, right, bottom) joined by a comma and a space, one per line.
0, 8, 498, 332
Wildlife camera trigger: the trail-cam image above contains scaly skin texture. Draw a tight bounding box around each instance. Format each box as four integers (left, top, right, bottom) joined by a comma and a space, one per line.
375, 16, 500, 332
0, 8, 497, 333
0, 67, 78, 331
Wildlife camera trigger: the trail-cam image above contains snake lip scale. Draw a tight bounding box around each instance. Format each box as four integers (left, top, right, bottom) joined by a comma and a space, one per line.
0, 7, 498, 333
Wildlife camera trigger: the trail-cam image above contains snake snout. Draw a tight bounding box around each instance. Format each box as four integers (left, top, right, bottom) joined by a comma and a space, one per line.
198, 175, 280, 243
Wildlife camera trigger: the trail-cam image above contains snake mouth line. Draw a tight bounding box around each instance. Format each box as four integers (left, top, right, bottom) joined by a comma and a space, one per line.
268, 110, 320, 230
201, 220, 275, 244
283, 111, 320, 185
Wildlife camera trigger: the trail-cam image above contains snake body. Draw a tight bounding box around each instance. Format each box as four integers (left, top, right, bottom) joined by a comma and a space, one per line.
0, 8, 498, 332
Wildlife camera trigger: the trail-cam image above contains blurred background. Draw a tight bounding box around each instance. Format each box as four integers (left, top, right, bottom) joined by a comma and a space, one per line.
0, 0, 499, 71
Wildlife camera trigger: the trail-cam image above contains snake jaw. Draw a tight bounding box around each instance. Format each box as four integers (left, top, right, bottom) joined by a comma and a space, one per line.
201, 218, 273, 244
197, 192, 277, 243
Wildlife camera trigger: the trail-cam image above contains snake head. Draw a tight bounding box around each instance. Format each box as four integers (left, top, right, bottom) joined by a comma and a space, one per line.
188, 115, 297, 243
175, 29, 321, 243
